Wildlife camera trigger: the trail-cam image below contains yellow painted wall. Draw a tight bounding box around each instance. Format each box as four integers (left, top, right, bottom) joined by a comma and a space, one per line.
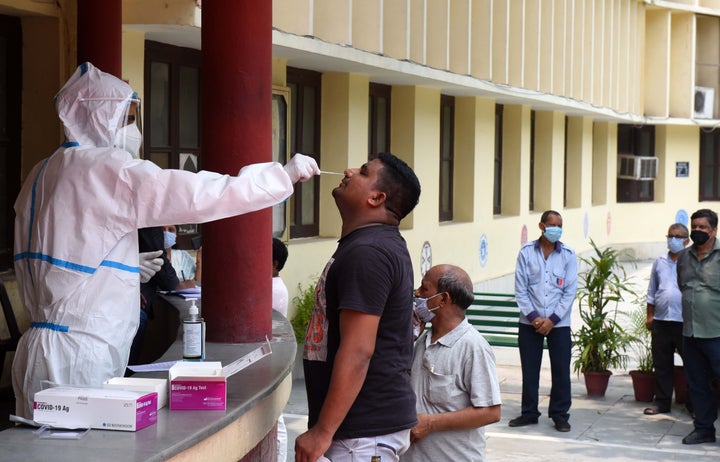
383, 0, 408, 59
471, 98, 497, 224
21, 16, 64, 180
453, 97, 493, 222
551, 0, 566, 97
524, 1, 540, 91
448, 0, 469, 75
313, 0, 349, 45
592, 122, 610, 206
408, 0, 425, 65
539, 1, 554, 93
565, 116, 593, 209
501, 105, 531, 216
352, 0, 381, 53
13, 0, 720, 327
397, 86, 439, 231
645, 10, 671, 117
532, 111, 565, 212
270, 0, 647, 113
121, 29, 145, 99
272, 58, 287, 87
273, 0, 311, 35
318, 73, 369, 237
507, 0, 523, 89
123, 0, 199, 26
491, 0, 508, 84
611, 124, 707, 247
425, 0, 447, 71
470, 0, 491, 80
670, 12, 695, 118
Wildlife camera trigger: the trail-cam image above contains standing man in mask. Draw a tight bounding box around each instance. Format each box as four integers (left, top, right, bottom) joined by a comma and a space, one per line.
643, 223, 690, 416
12, 62, 320, 419
509, 210, 578, 432
295, 153, 421, 462
676, 208, 720, 445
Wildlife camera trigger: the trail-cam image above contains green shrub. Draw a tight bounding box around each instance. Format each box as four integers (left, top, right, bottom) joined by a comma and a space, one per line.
626, 298, 654, 374
290, 277, 317, 343
573, 240, 634, 374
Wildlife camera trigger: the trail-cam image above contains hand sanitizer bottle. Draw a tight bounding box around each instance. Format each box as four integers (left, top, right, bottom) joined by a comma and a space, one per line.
183, 299, 205, 361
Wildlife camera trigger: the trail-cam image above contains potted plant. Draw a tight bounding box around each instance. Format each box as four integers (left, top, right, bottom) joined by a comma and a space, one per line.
573, 240, 634, 397
627, 302, 655, 402
290, 277, 317, 379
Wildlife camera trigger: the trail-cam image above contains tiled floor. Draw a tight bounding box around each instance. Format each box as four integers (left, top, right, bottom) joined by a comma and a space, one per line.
285, 369, 720, 462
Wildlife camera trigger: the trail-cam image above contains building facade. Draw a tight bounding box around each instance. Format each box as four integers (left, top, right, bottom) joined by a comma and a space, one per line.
2, 0, 720, 335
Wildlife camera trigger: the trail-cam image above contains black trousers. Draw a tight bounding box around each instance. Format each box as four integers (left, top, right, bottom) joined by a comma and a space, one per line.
651, 320, 684, 408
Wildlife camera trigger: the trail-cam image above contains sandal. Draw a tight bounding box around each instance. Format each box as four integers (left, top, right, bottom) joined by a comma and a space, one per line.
643, 407, 670, 415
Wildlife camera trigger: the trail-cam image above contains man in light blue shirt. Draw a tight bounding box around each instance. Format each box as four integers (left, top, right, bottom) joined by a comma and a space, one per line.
643, 223, 689, 416
509, 210, 578, 432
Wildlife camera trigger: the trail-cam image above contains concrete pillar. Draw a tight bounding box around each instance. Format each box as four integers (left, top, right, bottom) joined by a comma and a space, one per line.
533, 111, 565, 212
319, 72, 368, 237
502, 104, 531, 216
202, 0, 272, 342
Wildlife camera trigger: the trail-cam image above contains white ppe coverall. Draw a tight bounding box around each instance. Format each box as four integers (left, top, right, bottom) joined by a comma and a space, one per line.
12, 62, 295, 418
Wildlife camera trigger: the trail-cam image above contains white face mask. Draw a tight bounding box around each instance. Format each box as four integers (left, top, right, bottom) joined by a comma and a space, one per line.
114, 122, 142, 158
164, 231, 177, 249
667, 236, 686, 254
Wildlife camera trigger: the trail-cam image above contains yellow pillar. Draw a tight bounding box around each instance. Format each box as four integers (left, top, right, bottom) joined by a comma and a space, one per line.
319, 72, 369, 237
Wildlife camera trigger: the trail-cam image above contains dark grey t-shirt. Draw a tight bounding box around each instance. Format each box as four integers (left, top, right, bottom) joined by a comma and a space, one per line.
303, 224, 418, 439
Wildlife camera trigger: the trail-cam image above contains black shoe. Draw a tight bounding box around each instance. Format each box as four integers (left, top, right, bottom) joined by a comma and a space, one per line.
553, 418, 571, 432
682, 430, 716, 445
508, 415, 539, 427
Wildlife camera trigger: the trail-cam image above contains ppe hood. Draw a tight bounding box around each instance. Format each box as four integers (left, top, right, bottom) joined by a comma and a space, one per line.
55, 62, 138, 148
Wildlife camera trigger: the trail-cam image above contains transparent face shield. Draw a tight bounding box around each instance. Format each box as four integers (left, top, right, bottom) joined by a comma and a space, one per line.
113, 99, 143, 158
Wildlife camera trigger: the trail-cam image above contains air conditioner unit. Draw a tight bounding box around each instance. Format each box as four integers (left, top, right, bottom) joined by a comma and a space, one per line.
617, 155, 658, 180
695, 86, 714, 119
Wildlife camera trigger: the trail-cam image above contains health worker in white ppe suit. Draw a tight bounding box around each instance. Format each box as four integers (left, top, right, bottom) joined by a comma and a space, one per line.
12, 62, 320, 419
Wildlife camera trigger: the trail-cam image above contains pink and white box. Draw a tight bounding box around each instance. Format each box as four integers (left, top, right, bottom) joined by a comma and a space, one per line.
103, 377, 168, 409
169, 361, 226, 410
33, 387, 158, 431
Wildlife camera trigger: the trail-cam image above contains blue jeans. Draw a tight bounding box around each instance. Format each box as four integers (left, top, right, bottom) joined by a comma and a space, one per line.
518, 323, 572, 421
683, 336, 720, 434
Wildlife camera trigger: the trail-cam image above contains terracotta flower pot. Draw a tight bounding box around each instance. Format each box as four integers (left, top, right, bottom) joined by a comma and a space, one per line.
629, 370, 655, 402
583, 370, 612, 397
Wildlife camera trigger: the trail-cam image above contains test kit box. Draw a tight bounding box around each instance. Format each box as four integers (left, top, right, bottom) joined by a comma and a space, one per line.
103, 377, 168, 409
33, 387, 158, 431
168, 342, 273, 411
169, 361, 226, 410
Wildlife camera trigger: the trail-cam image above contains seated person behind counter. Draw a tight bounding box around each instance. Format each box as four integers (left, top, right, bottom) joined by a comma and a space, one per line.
128, 226, 182, 367
163, 225, 201, 288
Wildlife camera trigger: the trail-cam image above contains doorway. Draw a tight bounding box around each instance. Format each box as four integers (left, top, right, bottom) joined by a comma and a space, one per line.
0, 14, 21, 271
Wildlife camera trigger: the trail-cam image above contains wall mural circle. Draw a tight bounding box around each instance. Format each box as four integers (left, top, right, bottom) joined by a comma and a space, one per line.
420, 241, 432, 276
675, 209, 689, 227
479, 234, 488, 268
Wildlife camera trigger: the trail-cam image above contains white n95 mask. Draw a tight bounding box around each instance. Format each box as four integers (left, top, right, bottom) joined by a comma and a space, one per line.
114, 122, 142, 158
